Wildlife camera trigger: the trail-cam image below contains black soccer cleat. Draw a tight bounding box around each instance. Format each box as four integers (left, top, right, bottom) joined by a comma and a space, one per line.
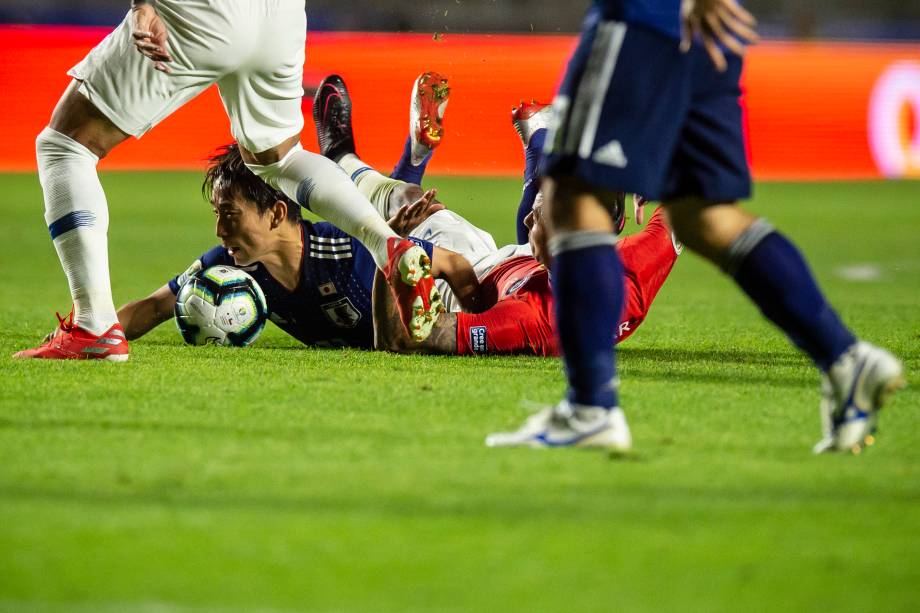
312, 74, 357, 163
608, 191, 627, 235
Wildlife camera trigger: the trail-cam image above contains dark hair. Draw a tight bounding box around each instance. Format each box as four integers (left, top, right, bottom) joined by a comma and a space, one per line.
202, 143, 301, 224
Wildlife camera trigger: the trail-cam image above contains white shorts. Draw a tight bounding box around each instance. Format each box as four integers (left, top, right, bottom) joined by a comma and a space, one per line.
68, 0, 305, 153
409, 210, 529, 313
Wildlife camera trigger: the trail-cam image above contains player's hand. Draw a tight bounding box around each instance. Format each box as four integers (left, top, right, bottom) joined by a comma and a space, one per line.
633, 194, 649, 225
131, 3, 173, 74
388, 188, 445, 236
680, 0, 759, 72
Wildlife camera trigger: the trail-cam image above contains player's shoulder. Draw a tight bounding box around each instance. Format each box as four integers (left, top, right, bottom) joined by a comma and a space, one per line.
169, 245, 234, 294
200, 245, 234, 267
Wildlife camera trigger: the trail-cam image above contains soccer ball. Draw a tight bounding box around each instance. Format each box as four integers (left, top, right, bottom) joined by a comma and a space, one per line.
174, 265, 268, 347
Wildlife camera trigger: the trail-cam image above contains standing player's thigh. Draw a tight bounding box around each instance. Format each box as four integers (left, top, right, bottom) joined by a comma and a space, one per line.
661, 50, 751, 203
216, 1, 306, 155
67, 8, 229, 139
542, 12, 692, 199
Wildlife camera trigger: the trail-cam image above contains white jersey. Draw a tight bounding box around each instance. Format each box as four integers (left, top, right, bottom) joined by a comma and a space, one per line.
68, 0, 306, 153
409, 210, 531, 313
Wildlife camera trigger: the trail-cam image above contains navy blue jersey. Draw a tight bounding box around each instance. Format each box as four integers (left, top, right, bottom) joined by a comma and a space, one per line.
594, 0, 682, 40
169, 221, 434, 349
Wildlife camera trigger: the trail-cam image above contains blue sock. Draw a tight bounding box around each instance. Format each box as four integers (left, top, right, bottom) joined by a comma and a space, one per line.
726, 219, 856, 371
391, 137, 432, 185
516, 129, 547, 244
551, 232, 623, 409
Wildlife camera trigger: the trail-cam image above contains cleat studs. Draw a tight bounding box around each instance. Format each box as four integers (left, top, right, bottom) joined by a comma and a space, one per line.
864, 434, 876, 446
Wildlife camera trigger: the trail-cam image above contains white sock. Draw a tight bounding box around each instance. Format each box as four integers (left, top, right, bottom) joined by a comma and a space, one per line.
337, 154, 403, 219
37, 127, 116, 335
247, 144, 397, 268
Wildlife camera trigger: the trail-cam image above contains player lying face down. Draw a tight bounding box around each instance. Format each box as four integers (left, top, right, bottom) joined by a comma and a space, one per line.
116, 144, 480, 348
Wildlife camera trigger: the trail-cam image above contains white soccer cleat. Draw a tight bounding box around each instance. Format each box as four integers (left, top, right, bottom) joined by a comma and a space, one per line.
813, 341, 905, 454
486, 400, 632, 451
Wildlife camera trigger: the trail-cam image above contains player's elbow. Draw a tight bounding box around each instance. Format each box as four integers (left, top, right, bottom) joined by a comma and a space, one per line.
374, 328, 413, 354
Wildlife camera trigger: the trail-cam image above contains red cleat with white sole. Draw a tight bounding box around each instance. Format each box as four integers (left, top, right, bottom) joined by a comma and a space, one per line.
511, 100, 551, 149
12, 310, 129, 361
384, 237, 445, 342
409, 71, 450, 165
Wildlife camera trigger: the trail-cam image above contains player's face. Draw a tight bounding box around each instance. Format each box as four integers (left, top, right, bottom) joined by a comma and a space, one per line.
526, 190, 549, 267
212, 191, 275, 266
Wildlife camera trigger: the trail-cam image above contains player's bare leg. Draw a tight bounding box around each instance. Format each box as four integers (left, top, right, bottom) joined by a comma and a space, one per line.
14, 80, 130, 360
664, 197, 904, 453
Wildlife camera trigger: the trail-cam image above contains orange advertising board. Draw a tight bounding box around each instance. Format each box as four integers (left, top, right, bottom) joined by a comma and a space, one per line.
1, 26, 918, 179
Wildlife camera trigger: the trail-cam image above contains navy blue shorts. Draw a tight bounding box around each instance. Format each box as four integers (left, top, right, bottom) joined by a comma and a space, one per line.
541, 8, 751, 203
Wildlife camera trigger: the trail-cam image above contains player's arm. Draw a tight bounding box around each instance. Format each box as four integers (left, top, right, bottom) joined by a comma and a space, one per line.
430, 246, 492, 313
117, 284, 176, 340
372, 270, 458, 354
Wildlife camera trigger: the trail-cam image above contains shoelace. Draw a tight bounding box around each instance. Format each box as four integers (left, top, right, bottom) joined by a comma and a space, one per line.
42, 309, 74, 344
56, 310, 75, 332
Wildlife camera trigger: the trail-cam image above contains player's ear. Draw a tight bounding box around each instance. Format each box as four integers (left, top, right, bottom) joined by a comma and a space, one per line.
271, 200, 287, 229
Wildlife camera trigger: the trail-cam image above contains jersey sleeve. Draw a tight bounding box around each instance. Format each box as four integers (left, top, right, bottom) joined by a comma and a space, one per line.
456, 298, 557, 356
167, 246, 233, 294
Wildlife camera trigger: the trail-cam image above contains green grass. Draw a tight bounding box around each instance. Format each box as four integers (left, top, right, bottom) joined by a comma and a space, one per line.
0, 173, 918, 612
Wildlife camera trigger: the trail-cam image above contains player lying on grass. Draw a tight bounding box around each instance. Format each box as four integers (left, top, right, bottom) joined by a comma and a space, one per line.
373, 193, 678, 355
119, 72, 677, 353
116, 142, 478, 348
310, 73, 679, 355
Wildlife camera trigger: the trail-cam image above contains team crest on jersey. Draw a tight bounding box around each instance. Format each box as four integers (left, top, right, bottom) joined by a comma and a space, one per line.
321, 297, 362, 328
470, 326, 487, 354
505, 275, 531, 296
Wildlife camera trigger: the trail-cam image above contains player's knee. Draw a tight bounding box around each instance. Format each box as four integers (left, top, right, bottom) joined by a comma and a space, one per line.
36, 127, 99, 168
664, 199, 756, 262
393, 183, 424, 208
545, 176, 620, 233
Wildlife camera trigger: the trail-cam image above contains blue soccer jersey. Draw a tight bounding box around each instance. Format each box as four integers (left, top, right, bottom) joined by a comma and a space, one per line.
169, 221, 433, 349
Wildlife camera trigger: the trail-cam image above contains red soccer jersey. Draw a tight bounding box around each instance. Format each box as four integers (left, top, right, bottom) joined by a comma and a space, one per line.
456, 208, 678, 356
457, 256, 557, 356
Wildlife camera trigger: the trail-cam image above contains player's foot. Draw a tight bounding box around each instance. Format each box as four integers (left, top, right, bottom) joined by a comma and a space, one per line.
813, 341, 905, 454
384, 237, 445, 342
12, 310, 129, 361
313, 74, 356, 163
512, 100, 551, 149
486, 400, 632, 451
409, 71, 450, 165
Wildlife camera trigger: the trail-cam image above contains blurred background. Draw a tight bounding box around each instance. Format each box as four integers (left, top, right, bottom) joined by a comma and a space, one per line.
1, 1, 918, 179
2, 0, 920, 39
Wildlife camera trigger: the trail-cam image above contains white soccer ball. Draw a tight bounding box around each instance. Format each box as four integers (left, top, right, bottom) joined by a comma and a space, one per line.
174, 265, 268, 347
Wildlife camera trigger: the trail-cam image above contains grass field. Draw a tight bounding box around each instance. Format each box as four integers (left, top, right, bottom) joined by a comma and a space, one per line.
0, 173, 918, 612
